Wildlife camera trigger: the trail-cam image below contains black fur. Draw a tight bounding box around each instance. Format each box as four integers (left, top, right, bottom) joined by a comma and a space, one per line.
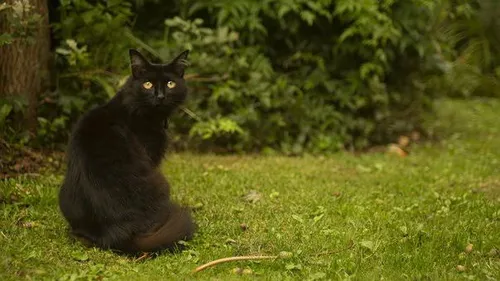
58, 49, 195, 254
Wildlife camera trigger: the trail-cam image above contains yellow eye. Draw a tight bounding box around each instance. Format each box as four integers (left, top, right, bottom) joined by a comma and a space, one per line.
167, 81, 176, 89
142, 81, 153, 89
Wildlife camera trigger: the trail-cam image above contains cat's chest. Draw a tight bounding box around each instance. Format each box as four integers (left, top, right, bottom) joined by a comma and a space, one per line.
134, 127, 165, 145
130, 126, 167, 156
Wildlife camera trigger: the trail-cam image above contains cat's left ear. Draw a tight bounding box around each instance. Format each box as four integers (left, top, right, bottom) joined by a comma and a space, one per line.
169, 50, 190, 77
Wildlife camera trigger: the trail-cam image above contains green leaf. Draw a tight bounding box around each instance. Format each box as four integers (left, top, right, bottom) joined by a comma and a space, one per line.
285, 263, 302, 270
0, 104, 13, 126
278, 251, 293, 259
278, 5, 291, 18
55, 48, 71, 55
269, 191, 280, 199
313, 214, 324, 224
308, 272, 327, 280
65, 39, 78, 50
0, 33, 13, 46
71, 251, 89, 262
300, 11, 316, 26
0, 3, 11, 12
311, 206, 326, 216
400, 225, 408, 236
291, 215, 304, 223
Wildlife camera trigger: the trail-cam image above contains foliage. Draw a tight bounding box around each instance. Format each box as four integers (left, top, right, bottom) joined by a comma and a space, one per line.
31, 0, 136, 147
2, 0, 499, 152
0, 0, 42, 46
436, 0, 500, 97
0, 0, 43, 144
161, 0, 449, 153
0, 96, 29, 144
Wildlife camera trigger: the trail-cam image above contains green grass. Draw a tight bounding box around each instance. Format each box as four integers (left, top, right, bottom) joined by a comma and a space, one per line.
1, 99, 500, 280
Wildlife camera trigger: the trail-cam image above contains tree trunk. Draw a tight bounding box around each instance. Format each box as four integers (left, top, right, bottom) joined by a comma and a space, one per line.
0, 0, 51, 133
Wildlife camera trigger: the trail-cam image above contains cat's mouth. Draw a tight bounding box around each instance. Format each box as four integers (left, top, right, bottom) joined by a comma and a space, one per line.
154, 98, 166, 106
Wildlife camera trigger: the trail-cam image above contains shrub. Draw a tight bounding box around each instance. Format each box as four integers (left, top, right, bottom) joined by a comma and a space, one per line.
10, 0, 496, 153
437, 0, 500, 98
34, 0, 135, 147
159, 0, 449, 153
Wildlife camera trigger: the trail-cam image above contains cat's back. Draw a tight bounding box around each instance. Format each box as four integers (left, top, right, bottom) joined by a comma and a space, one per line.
72, 103, 120, 141
67, 102, 129, 165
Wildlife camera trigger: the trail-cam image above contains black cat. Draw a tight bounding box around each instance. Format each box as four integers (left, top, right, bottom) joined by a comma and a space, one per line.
58, 49, 195, 254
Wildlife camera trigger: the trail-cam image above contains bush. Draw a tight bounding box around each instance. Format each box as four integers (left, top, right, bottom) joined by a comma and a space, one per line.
34, 0, 135, 147
162, 0, 449, 153
11, 0, 496, 153
434, 0, 500, 98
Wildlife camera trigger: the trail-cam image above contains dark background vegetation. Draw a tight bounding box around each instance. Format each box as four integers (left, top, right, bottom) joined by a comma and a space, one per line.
1, 0, 499, 157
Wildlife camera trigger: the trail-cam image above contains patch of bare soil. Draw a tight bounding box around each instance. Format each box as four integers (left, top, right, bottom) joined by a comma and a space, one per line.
0, 139, 64, 179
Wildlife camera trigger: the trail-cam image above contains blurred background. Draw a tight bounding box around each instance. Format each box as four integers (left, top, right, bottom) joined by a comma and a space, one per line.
0, 0, 499, 157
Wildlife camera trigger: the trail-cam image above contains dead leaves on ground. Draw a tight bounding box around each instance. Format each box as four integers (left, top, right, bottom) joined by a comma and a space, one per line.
0, 139, 63, 179
386, 131, 421, 158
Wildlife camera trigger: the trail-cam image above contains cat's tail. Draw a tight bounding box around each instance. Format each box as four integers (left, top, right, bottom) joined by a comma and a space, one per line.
130, 204, 195, 253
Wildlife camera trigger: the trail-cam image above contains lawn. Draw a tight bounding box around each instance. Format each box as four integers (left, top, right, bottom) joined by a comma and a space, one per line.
1, 99, 499, 281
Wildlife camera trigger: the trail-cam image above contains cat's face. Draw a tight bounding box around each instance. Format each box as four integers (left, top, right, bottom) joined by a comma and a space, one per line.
126, 49, 189, 113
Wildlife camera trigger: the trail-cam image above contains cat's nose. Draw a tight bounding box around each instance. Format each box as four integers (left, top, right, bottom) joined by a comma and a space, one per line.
157, 93, 165, 100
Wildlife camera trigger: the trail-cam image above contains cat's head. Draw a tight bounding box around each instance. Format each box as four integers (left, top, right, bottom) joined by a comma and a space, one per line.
123, 49, 189, 114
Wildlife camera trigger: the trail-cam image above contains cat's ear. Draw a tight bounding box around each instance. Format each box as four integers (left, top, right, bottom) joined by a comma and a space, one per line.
129, 49, 149, 77
169, 50, 190, 77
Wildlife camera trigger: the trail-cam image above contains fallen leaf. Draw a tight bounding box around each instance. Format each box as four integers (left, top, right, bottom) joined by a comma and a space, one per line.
242, 268, 253, 275
279, 251, 293, 259
231, 267, 243, 274
387, 144, 408, 157
360, 240, 375, 252
18, 221, 38, 228
398, 136, 410, 147
231, 267, 253, 275
458, 252, 466, 260
465, 243, 473, 253
225, 238, 237, 245
243, 190, 262, 203
308, 272, 327, 280
285, 263, 302, 270
456, 265, 466, 272
410, 131, 421, 141
332, 192, 342, 198
488, 248, 498, 257
13, 163, 23, 171
399, 226, 408, 236
240, 223, 248, 231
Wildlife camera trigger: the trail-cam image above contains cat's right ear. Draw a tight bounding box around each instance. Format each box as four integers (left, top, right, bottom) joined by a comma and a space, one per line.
129, 49, 149, 77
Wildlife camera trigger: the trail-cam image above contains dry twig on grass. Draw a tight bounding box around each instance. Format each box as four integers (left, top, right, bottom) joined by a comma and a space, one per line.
193, 255, 277, 273
193, 240, 356, 273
